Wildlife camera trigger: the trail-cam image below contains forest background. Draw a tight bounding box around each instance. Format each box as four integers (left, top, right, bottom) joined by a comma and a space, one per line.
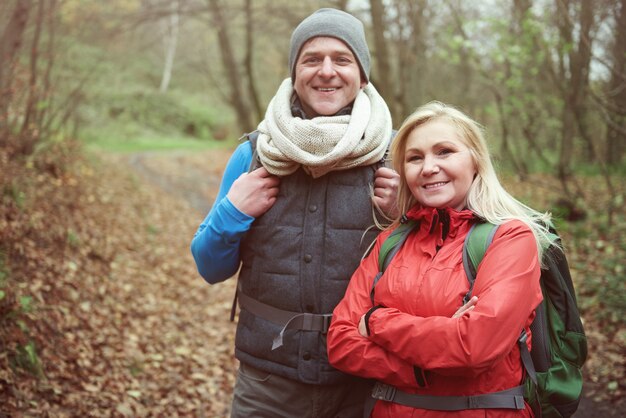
1, 0, 625, 416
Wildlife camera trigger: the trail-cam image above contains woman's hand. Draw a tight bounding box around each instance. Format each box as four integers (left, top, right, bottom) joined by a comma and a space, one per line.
358, 314, 368, 337
452, 296, 478, 318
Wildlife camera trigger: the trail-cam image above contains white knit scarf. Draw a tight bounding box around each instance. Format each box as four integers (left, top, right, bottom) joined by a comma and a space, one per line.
256, 78, 392, 178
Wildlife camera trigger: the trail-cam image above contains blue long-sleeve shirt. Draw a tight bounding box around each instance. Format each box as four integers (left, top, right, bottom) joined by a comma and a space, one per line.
191, 142, 255, 283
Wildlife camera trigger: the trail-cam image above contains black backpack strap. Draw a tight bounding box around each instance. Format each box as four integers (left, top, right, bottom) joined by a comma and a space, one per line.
518, 330, 542, 418
230, 130, 261, 322
246, 130, 261, 172
237, 291, 332, 350
382, 130, 396, 169
518, 330, 538, 386
372, 129, 396, 171
364, 382, 525, 417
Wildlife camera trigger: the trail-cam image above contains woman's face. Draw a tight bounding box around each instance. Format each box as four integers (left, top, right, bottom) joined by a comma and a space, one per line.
403, 119, 476, 211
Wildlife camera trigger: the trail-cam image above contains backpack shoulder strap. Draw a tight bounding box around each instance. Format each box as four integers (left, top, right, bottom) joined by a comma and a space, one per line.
378, 219, 418, 271
230, 130, 261, 322
462, 221, 499, 304
372, 129, 396, 170
246, 130, 261, 173
370, 218, 419, 304
382, 129, 397, 169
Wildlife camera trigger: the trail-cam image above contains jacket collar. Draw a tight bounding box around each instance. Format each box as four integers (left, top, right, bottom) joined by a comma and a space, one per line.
405, 206, 476, 242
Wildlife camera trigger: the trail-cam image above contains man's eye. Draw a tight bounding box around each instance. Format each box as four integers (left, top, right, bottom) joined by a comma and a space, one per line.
303, 57, 320, 64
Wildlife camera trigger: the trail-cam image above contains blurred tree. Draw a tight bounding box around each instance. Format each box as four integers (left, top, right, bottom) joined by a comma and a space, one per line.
370, 0, 394, 110
159, 0, 180, 92
19, 0, 47, 155
207, 0, 254, 133
605, 0, 626, 166
0, 0, 33, 143
0, 0, 90, 156
391, 0, 428, 119
244, 0, 263, 122
553, 0, 594, 198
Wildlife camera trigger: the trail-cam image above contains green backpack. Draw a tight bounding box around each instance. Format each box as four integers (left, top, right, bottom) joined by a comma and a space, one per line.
373, 219, 587, 418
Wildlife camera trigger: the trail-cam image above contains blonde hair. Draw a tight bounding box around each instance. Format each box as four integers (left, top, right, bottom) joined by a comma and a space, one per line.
390, 101, 558, 262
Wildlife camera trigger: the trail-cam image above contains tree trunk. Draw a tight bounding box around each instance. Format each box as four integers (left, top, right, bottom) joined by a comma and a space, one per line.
208, 0, 253, 133
393, 0, 427, 119
605, 0, 626, 166
369, 0, 394, 114
0, 0, 33, 139
493, 89, 528, 177
20, 0, 44, 153
36, 0, 57, 132
159, 0, 179, 93
244, 0, 263, 124
555, 0, 594, 199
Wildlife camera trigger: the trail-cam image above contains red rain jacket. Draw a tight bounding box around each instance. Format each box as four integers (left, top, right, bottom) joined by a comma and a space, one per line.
328, 207, 542, 418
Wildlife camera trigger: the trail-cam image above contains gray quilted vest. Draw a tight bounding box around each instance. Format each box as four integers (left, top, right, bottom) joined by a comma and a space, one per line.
235, 134, 384, 385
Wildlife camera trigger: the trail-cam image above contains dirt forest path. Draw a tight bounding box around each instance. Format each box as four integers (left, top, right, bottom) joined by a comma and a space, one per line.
100, 148, 240, 417
118, 149, 615, 418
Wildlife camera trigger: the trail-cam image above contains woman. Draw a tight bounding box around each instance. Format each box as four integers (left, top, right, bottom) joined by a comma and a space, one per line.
327, 102, 558, 417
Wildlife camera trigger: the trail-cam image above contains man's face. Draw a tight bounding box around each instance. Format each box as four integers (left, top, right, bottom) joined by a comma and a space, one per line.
293, 37, 366, 118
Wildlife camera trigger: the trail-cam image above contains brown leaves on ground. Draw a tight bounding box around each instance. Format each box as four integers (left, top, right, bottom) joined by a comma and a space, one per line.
1, 142, 238, 417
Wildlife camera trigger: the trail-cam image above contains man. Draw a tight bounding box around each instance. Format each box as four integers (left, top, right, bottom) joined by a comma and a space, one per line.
191, 8, 398, 418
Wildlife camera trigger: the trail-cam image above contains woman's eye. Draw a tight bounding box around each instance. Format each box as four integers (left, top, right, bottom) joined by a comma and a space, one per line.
407, 155, 422, 163
437, 148, 453, 156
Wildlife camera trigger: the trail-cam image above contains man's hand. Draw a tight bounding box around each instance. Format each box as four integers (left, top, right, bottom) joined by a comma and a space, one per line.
227, 167, 280, 218
452, 296, 478, 318
373, 167, 400, 218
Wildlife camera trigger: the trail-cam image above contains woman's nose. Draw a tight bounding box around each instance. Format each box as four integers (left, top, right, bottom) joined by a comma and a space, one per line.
422, 155, 440, 175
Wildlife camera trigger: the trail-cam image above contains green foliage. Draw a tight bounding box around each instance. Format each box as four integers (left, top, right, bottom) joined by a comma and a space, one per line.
3, 181, 26, 210
147, 224, 160, 235
0, 252, 8, 305
0, 252, 7, 284
11, 341, 44, 379
0, 248, 43, 379
106, 91, 210, 137
80, 88, 236, 152
67, 229, 80, 248
128, 359, 144, 377
0, 259, 5, 301
579, 265, 626, 335
19, 296, 34, 314
60, 19, 240, 153
564, 198, 626, 338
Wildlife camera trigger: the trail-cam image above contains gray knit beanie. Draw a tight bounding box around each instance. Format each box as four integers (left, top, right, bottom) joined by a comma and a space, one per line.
289, 8, 370, 83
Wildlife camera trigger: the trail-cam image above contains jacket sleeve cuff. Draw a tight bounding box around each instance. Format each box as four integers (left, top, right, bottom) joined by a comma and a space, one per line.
364, 305, 384, 336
